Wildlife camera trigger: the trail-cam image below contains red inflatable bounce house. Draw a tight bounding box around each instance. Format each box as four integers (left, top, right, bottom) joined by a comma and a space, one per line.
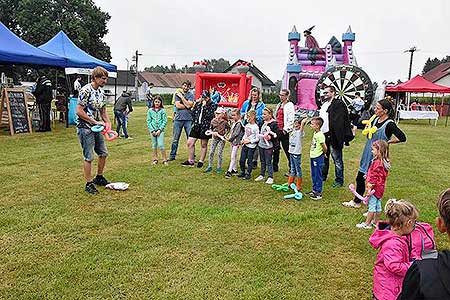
193, 61, 252, 109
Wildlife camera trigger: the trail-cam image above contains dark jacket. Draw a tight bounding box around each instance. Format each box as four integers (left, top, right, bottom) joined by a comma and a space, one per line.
192, 100, 216, 134
114, 93, 133, 112
327, 98, 353, 149
33, 77, 52, 104
228, 121, 244, 146
398, 250, 450, 300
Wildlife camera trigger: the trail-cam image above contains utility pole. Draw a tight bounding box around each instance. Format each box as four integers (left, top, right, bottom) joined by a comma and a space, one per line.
132, 50, 142, 100
125, 58, 129, 91
404, 46, 419, 80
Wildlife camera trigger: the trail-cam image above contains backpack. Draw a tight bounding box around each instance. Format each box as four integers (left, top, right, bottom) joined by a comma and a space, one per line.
405, 222, 437, 261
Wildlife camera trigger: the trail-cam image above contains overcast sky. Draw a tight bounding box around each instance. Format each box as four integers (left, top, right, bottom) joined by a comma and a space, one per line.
94, 0, 450, 84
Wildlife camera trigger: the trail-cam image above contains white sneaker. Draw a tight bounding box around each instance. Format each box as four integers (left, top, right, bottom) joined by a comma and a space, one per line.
265, 178, 274, 184
255, 175, 264, 182
342, 200, 361, 208
356, 222, 372, 229
363, 212, 368, 217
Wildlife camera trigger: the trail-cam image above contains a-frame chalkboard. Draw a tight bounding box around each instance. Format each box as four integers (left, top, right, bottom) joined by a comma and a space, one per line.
0, 88, 32, 135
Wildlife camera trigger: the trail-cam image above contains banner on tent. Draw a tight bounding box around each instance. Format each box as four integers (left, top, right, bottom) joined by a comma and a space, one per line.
65, 68, 117, 78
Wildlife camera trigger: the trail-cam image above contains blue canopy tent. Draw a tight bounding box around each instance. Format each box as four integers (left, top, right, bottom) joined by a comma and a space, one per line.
39, 31, 117, 125
39, 31, 117, 77
0, 22, 66, 67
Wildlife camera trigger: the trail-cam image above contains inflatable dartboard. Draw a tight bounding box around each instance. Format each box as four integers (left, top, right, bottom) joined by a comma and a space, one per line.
315, 65, 374, 108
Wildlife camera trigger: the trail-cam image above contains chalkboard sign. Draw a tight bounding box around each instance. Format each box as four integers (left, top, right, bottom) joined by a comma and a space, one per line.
0, 88, 32, 135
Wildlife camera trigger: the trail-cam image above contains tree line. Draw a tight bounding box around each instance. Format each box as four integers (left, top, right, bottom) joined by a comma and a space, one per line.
422, 56, 450, 74
143, 58, 231, 73
0, 0, 112, 62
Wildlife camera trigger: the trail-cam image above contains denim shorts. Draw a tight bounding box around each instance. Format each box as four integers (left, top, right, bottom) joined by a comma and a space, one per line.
151, 132, 165, 150
77, 127, 108, 161
368, 195, 382, 213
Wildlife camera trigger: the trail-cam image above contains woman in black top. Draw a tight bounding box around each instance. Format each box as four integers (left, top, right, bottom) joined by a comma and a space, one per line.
181, 90, 217, 168
342, 99, 407, 208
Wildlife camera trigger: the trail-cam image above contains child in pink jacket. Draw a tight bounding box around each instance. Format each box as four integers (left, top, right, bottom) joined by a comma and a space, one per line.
369, 199, 418, 300
357, 140, 390, 229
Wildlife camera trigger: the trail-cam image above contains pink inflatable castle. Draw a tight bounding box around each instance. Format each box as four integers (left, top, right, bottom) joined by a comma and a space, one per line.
282, 25, 373, 111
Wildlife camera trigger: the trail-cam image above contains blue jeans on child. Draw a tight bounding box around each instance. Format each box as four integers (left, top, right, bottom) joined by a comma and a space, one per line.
368, 195, 382, 213
240, 145, 256, 176
289, 154, 302, 178
259, 147, 273, 178
311, 155, 324, 193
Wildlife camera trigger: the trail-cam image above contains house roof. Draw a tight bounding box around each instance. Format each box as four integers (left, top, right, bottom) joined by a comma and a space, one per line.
112, 70, 135, 86
224, 59, 275, 87
423, 62, 450, 83
138, 72, 197, 88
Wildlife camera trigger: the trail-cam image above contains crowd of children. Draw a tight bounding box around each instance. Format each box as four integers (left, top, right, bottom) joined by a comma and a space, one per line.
145, 92, 450, 299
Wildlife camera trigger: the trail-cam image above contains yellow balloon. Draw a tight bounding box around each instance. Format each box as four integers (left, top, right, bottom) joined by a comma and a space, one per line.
362, 114, 378, 139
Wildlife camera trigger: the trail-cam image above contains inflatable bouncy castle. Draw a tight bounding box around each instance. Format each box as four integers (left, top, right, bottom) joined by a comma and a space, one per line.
282, 26, 374, 111
194, 61, 252, 109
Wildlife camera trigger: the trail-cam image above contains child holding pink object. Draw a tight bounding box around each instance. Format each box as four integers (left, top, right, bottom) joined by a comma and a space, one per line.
357, 140, 390, 229
225, 109, 244, 178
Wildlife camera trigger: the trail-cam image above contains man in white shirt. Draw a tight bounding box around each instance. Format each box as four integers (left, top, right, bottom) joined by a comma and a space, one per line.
73, 76, 82, 97
319, 89, 332, 181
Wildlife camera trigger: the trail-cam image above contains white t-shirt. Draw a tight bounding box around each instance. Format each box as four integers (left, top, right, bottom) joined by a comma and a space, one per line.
74, 79, 82, 92
289, 129, 305, 155
319, 100, 331, 133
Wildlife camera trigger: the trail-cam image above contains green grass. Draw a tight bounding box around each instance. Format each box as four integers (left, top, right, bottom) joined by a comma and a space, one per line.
0, 106, 449, 299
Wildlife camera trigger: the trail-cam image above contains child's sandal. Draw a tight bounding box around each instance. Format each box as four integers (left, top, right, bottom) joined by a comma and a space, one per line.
162, 160, 168, 166
152, 159, 158, 165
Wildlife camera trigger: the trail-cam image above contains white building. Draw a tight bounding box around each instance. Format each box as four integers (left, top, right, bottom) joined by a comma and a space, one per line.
138, 72, 197, 95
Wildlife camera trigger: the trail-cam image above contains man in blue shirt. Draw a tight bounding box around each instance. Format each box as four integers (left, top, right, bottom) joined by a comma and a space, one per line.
169, 81, 194, 160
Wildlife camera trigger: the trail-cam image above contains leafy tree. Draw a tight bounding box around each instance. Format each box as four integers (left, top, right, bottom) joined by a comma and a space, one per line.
143, 58, 231, 74
0, 0, 112, 61
272, 80, 282, 94
202, 58, 231, 73
422, 57, 441, 74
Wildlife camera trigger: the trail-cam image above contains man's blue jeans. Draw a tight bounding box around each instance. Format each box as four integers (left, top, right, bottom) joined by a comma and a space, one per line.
114, 110, 128, 138
170, 120, 192, 159
331, 146, 344, 185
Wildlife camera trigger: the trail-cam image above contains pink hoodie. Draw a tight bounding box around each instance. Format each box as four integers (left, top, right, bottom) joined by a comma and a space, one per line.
369, 222, 411, 300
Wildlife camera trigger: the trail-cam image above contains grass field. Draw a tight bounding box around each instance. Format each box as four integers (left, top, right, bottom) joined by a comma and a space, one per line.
0, 106, 449, 299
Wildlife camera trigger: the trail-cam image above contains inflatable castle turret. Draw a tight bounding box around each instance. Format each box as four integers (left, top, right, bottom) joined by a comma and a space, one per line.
287, 26, 301, 74
342, 26, 355, 65
283, 25, 373, 111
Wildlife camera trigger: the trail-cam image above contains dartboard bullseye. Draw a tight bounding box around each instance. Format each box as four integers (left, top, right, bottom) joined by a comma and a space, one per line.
315, 65, 374, 108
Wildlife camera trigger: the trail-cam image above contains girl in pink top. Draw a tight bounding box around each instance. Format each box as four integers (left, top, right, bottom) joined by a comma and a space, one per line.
369, 199, 417, 300
357, 140, 391, 229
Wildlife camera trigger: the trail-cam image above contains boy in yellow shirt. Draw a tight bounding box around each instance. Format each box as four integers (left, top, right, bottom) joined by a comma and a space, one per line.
309, 117, 328, 200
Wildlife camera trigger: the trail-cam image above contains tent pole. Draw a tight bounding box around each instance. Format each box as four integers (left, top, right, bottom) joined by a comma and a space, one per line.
113, 78, 117, 126
65, 73, 70, 128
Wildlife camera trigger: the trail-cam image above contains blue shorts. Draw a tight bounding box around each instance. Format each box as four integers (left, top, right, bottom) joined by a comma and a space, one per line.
151, 132, 165, 150
368, 195, 382, 213
77, 127, 108, 161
